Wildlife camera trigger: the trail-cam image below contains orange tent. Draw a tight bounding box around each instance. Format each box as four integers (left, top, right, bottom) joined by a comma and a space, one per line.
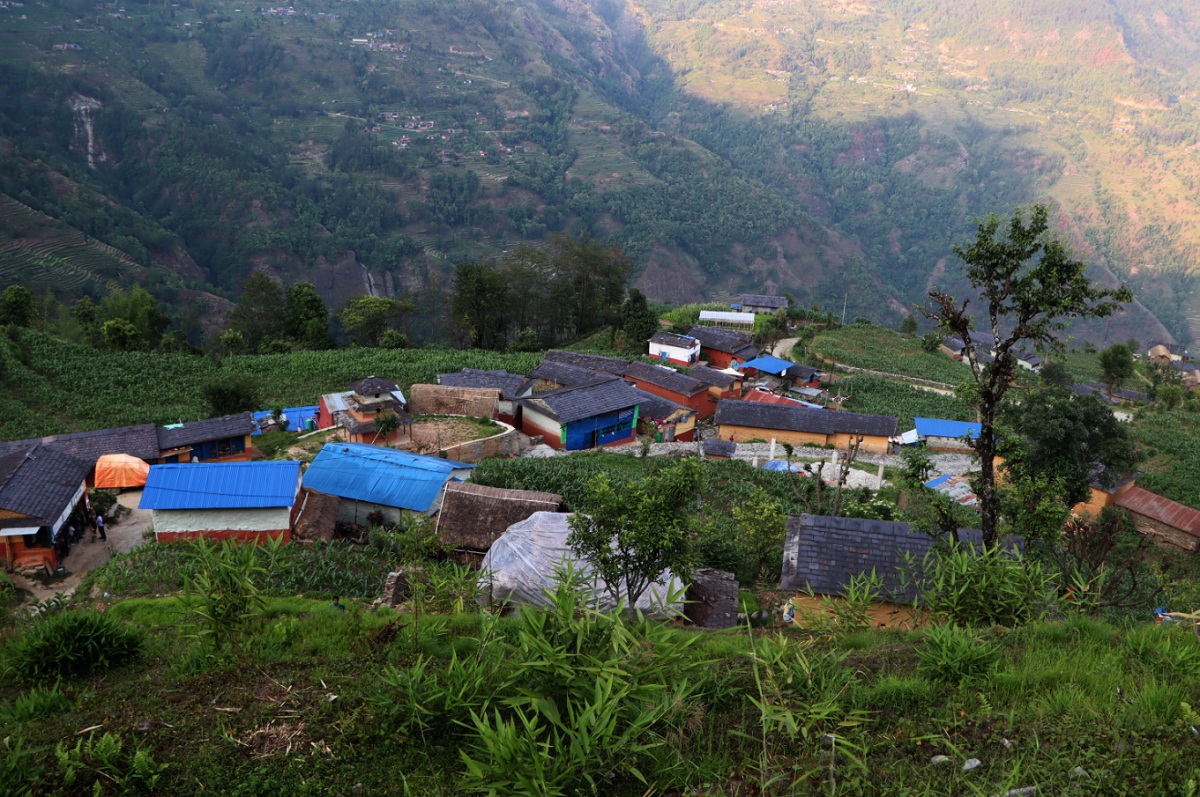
94, 454, 151, 489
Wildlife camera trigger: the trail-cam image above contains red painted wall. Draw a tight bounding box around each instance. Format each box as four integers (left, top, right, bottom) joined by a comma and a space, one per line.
155, 529, 290, 544
625, 378, 715, 420
317, 396, 336, 430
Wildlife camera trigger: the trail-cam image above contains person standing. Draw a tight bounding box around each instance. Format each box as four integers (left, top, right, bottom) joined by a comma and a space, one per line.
95, 514, 106, 541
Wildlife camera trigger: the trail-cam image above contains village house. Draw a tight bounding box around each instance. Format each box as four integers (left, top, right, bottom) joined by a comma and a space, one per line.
434, 481, 563, 565
518, 377, 642, 450
1073, 382, 1147, 405
1148, 341, 1188, 362
647, 331, 701, 366
716, 400, 897, 454
302, 443, 474, 526
909, 417, 981, 452
540, 349, 628, 377
688, 364, 743, 401
697, 311, 756, 334
702, 439, 736, 460
1073, 468, 1140, 516
940, 330, 997, 361
140, 461, 302, 544
628, 386, 697, 443
780, 514, 1019, 630
622, 360, 714, 420
1113, 487, 1200, 553
688, 325, 760, 369
437, 368, 532, 424
738, 294, 789, 315
0, 445, 90, 572
317, 376, 413, 446
526, 360, 599, 392
738, 355, 822, 391
155, 413, 257, 463
739, 389, 814, 408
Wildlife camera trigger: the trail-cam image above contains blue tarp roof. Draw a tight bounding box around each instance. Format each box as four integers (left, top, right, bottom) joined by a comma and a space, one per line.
913, 417, 981, 440
923, 474, 952, 489
140, 461, 301, 510
762, 459, 805, 473
251, 406, 320, 435
738, 355, 795, 376
301, 443, 474, 513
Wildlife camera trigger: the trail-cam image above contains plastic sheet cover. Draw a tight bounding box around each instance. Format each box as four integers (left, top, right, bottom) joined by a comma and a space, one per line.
478, 511, 684, 615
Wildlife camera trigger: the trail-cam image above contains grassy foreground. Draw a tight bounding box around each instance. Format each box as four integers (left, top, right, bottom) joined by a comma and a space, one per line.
3, 589, 1200, 796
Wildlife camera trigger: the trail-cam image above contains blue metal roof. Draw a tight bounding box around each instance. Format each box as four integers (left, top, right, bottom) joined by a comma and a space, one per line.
739, 355, 795, 376
301, 443, 474, 513
140, 462, 301, 510
913, 417, 981, 440
251, 406, 321, 435
923, 474, 952, 489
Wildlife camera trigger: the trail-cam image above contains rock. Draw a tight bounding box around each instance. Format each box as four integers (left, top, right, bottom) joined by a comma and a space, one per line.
821, 734, 837, 747
1001, 738, 1014, 749
1114, 739, 1132, 753
930, 755, 951, 765
1070, 766, 1089, 779
684, 568, 739, 629
381, 568, 423, 607
963, 758, 982, 772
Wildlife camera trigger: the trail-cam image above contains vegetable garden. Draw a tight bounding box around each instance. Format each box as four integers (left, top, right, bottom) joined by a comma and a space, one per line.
812, 325, 972, 385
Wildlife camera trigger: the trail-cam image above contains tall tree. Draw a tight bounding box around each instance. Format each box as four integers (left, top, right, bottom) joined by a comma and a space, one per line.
451, 260, 508, 349
550, 232, 629, 339
283, 282, 332, 349
924, 205, 1132, 547
1098, 343, 1135, 400
0, 285, 36, 327
101, 286, 170, 349
619, 289, 659, 351
227, 272, 286, 353
338, 295, 415, 347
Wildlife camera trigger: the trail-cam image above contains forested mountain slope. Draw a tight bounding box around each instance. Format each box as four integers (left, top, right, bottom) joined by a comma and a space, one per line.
0, 0, 1192, 344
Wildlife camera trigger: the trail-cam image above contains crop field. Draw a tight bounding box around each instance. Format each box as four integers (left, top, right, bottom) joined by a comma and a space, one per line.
0, 329, 542, 440
1131, 410, 1200, 510
811, 325, 972, 385
835, 374, 974, 431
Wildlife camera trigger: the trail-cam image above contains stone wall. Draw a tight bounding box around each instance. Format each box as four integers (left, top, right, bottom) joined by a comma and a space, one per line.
1126, 512, 1200, 554
438, 420, 520, 464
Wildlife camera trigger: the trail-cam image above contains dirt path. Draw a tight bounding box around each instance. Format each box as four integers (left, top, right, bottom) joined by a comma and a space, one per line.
8, 490, 153, 603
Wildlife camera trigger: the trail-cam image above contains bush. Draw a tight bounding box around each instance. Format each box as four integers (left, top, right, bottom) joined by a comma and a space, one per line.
906, 546, 1052, 627
915, 625, 1000, 684
4, 611, 144, 683
201, 375, 260, 416
0, 683, 72, 722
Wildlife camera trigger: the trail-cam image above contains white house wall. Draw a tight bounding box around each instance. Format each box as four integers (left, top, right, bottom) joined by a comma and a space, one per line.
153, 507, 290, 533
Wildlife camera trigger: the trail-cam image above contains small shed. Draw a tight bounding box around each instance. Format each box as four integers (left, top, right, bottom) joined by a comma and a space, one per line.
698, 311, 755, 334
912, 417, 981, 452
435, 481, 563, 560
1115, 487, 1200, 553
479, 511, 683, 614
703, 439, 736, 460
301, 443, 474, 525
140, 461, 302, 544
292, 489, 341, 542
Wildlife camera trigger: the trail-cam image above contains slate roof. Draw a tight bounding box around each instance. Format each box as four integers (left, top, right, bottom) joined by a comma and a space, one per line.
436, 481, 563, 551
156, 413, 257, 451
780, 514, 1018, 600
649, 331, 697, 348
1079, 382, 1147, 404
438, 368, 530, 400
688, 325, 760, 359
140, 462, 301, 510
741, 294, 788, 309
519, 377, 643, 424
688, 365, 739, 389
302, 443, 474, 513
541, 349, 628, 376
1117, 487, 1200, 538
785, 363, 821, 382
716, 400, 897, 438
0, 445, 90, 527
623, 361, 707, 397
0, 423, 161, 464
527, 360, 604, 389
703, 439, 736, 458
349, 376, 401, 397
628, 387, 693, 422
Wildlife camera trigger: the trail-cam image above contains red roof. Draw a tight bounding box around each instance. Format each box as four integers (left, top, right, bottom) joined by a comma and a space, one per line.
740, 390, 806, 407
1116, 487, 1200, 538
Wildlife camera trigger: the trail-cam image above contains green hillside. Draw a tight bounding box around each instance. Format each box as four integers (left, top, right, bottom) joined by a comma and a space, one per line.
0, 0, 1193, 345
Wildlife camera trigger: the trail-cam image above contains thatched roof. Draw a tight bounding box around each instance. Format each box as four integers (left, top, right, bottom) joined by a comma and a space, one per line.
436, 481, 563, 552
292, 489, 341, 542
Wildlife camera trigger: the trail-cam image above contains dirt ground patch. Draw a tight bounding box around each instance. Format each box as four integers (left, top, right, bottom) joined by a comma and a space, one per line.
410, 418, 498, 454
8, 490, 153, 603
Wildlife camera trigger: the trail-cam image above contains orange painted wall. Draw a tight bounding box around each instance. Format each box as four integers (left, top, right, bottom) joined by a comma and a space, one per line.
788, 593, 919, 631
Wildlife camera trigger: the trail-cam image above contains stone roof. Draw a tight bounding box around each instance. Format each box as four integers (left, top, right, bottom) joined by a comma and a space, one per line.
649, 331, 697, 348
780, 514, 1016, 600
540, 349, 629, 376
703, 439, 736, 458
741, 294, 788, 309
527, 360, 605, 389
623, 360, 707, 397
519, 377, 643, 424
0, 445, 89, 527
688, 365, 739, 389
784, 363, 821, 382
348, 376, 401, 397
688, 325, 758, 357
436, 481, 563, 551
628, 387, 692, 422
156, 413, 257, 451
438, 368, 529, 400
716, 399, 897, 438
0, 423, 161, 464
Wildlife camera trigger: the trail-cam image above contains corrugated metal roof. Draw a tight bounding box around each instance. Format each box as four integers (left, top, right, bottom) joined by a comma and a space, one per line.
301, 443, 474, 513
321, 392, 352, 413
140, 462, 301, 510
698, 311, 755, 325
914, 417, 981, 440
1116, 487, 1200, 538
740, 355, 796, 376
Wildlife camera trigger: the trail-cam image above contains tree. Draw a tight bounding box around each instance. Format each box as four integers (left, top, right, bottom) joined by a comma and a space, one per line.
1098, 343, 1134, 399
373, 409, 402, 446
1000, 386, 1137, 508
1157, 383, 1184, 410
451, 261, 508, 349
284, 282, 332, 349
1038, 360, 1073, 389
227, 272, 286, 353
919, 331, 941, 353
924, 205, 1132, 547
72, 296, 101, 346
202, 376, 260, 416
567, 458, 704, 609
0, 285, 36, 327
619, 289, 659, 351
101, 318, 142, 352
101, 287, 170, 349
897, 447, 978, 543
338, 295, 415, 347
899, 314, 918, 336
